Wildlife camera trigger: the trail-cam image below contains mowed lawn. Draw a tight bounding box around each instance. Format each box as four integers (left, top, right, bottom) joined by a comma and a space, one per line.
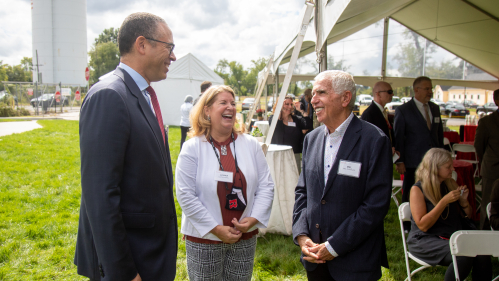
0, 120, 497, 280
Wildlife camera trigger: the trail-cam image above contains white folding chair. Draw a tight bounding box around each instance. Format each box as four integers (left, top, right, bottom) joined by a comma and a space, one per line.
444, 137, 453, 154
452, 144, 480, 178
449, 230, 499, 281
487, 202, 493, 231
392, 179, 403, 208
398, 203, 435, 281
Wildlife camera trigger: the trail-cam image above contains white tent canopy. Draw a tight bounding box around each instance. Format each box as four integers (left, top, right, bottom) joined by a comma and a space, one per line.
267, 0, 499, 89
152, 53, 224, 126
99, 53, 224, 126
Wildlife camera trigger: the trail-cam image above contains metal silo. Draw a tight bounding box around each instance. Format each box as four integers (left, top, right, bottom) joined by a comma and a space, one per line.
31, 0, 87, 85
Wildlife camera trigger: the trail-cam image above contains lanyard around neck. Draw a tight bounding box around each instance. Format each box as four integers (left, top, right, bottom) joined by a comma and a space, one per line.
209, 133, 239, 173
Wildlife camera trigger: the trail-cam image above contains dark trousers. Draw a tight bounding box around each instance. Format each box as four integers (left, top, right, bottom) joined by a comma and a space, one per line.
306, 264, 335, 281
439, 252, 491, 281
180, 126, 189, 149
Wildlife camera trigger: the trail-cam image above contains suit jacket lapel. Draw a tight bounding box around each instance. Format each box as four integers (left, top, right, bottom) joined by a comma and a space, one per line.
315, 130, 326, 189
114, 68, 170, 178
322, 116, 362, 197
429, 103, 440, 134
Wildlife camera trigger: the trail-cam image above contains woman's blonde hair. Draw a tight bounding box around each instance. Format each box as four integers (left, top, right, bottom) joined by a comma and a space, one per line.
272, 95, 295, 120
415, 148, 455, 206
188, 85, 245, 138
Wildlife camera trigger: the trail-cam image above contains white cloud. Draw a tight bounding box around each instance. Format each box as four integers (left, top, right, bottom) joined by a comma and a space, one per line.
0, 0, 32, 65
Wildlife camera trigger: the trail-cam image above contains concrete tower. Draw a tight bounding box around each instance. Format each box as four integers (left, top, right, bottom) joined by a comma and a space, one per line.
31, 0, 87, 85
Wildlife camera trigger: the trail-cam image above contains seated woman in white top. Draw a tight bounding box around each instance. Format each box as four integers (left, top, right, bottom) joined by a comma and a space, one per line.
179, 95, 193, 149
176, 85, 274, 281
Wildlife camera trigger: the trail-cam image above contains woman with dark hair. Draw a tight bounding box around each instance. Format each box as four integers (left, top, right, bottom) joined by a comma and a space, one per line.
180, 95, 193, 149
176, 85, 274, 281
269, 94, 307, 173
297, 88, 314, 134
408, 148, 491, 281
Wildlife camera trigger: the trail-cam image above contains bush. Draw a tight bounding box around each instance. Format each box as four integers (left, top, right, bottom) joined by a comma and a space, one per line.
0, 104, 31, 117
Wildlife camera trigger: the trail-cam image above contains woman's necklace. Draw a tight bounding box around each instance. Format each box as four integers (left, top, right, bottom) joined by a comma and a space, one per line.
221, 145, 227, 155
441, 205, 449, 220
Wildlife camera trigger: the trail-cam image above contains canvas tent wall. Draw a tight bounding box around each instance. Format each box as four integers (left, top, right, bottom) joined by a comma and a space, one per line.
99, 53, 224, 126
152, 53, 223, 126
266, 0, 499, 89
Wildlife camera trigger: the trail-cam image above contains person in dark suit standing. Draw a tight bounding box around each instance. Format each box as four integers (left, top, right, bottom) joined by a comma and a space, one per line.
394, 76, 443, 208
75, 12, 178, 281
361, 81, 396, 155
293, 70, 392, 281
474, 89, 499, 229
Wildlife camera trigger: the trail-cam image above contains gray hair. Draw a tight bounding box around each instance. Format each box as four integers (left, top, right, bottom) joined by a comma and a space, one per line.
314, 70, 357, 110
184, 95, 193, 103
118, 12, 167, 55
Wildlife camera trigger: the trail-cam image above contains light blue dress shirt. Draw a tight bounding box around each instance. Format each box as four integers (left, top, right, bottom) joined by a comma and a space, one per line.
118, 62, 155, 116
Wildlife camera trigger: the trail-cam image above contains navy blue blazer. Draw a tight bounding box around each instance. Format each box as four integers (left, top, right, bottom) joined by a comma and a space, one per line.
293, 116, 392, 281
394, 98, 443, 169
361, 101, 395, 147
75, 67, 178, 281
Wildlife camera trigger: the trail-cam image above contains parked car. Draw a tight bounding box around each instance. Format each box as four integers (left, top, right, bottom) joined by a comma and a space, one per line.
445, 103, 469, 118
476, 102, 498, 114
400, 97, 412, 103
30, 93, 69, 107
445, 100, 459, 107
241, 98, 255, 110
358, 95, 373, 106
391, 96, 401, 103
462, 100, 478, 109
385, 101, 403, 115
431, 98, 445, 107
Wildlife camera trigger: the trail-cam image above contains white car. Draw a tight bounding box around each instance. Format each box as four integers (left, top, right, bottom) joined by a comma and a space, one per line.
358, 95, 373, 106
385, 102, 403, 115
401, 97, 412, 103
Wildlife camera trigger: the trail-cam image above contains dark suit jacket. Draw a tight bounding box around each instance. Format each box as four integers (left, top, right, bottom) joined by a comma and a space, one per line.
361, 101, 395, 147
293, 116, 392, 281
75, 67, 178, 281
474, 111, 499, 179
394, 98, 443, 168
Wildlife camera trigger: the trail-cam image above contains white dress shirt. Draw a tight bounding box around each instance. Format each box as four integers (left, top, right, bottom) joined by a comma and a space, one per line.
323, 112, 355, 256
413, 97, 432, 124
180, 102, 193, 127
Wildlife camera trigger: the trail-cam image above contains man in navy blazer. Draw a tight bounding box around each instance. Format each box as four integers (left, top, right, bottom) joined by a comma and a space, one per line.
293, 70, 392, 280
361, 81, 396, 154
75, 13, 178, 281
394, 76, 443, 206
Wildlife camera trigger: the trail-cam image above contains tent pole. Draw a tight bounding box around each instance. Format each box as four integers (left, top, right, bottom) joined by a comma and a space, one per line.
265, 2, 315, 150
381, 17, 389, 81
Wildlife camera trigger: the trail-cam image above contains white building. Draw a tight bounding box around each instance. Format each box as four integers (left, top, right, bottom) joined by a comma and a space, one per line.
31, 0, 87, 86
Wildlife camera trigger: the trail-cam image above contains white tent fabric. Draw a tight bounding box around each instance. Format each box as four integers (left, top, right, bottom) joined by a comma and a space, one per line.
152, 53, 224, 126
99, 53, 224, 126
268, 0, 499, 88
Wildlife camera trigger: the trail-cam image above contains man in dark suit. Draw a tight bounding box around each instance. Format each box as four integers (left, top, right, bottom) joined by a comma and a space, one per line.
474, 89, 499, 229
75, 12, 178, 281
394, 76, 443, 206
293, 70, 392, 280
361, 81, 396, 155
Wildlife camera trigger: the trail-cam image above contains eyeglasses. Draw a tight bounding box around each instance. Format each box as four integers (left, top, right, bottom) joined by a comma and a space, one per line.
378, 90, 394, 95
145, 37, 175, 56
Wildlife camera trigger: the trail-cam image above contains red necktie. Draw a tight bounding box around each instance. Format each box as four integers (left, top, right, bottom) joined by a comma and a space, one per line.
146, 86, 165, 143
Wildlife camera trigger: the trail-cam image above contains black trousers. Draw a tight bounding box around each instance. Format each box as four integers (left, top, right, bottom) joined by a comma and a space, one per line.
439, 252, 491, 281
306, 264, 335, 281
180, 126, 189, 149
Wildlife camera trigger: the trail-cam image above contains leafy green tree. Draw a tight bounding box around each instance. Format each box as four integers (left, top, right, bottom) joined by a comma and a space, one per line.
244, 58, 267, 95
95, 27, 119, 45
88, 41, 120, 85
214, 59, 249, 96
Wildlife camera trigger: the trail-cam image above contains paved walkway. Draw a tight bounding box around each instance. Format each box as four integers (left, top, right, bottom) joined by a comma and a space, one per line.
0, 121, 43, 137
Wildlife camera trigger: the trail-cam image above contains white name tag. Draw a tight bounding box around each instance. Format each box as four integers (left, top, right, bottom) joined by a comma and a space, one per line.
434, 117, 440, 123
287, 122, 296, 127
215, 171, 233, 183
338, 160, 361, 178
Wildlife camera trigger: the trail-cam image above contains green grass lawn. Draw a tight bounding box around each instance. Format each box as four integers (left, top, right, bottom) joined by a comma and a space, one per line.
0, 120, 497, 280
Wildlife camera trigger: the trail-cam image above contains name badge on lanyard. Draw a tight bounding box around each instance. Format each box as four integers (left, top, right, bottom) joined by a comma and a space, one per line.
215, 171, 233, 183
288, 122, 296, 127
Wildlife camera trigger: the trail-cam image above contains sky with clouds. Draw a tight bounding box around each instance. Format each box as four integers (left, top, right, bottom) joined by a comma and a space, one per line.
2, 0, 469, 80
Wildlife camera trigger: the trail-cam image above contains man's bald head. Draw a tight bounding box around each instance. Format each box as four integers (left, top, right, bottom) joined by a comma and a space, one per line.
372, 81, 393, 107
